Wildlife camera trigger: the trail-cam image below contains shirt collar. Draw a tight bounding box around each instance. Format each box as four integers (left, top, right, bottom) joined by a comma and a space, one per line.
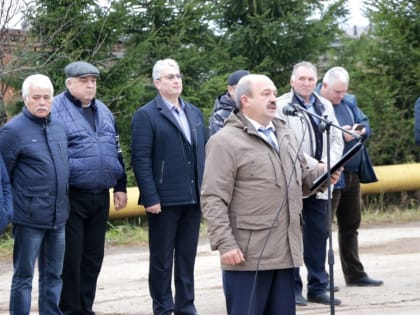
295, 93, 315, 108
161, 96, 185, 112
243, 114, 275, 132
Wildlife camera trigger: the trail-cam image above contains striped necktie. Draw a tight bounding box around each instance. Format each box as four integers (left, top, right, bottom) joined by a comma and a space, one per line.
258, 127, 279, 152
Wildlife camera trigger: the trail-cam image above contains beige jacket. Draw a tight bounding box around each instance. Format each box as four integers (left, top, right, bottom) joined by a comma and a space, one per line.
276, 91, 344, 199
201, 112, 325, 271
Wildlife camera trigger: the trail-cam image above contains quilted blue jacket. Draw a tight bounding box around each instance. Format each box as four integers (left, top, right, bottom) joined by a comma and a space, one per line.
52, 91, 126, 192
0, 107, 69, 229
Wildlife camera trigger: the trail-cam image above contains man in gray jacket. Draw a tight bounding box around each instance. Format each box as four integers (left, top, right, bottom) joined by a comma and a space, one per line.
201, 74, 341, 315
276, 61, 344, 306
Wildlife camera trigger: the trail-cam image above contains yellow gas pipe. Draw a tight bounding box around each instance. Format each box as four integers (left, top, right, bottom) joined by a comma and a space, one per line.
109, 163, 420, 219
360, 163, 420, 194
109, 186, 143, 219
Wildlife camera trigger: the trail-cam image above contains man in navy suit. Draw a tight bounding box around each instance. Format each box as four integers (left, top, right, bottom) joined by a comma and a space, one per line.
131, 58, 206, 315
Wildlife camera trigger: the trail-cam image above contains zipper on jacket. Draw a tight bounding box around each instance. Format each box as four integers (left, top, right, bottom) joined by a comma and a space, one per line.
159, 160, 165, 184
58, 143, 67, 166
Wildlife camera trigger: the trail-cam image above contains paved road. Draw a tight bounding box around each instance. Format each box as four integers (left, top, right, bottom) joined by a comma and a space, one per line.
1, 222, 420, 314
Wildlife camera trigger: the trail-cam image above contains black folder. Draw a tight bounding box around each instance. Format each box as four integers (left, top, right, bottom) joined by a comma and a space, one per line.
310, 141, 363, 192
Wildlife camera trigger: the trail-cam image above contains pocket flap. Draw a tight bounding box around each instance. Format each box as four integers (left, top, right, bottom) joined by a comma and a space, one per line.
236, 214, 278, 230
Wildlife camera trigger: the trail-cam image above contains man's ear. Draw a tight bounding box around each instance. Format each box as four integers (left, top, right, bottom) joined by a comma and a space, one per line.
65, 78, 72, 89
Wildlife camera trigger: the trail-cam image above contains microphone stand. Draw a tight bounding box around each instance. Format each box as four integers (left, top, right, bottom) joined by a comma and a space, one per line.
289, 104, 361, 315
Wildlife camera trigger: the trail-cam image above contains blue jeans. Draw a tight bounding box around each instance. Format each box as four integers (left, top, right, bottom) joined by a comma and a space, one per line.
10, 224, 65, 315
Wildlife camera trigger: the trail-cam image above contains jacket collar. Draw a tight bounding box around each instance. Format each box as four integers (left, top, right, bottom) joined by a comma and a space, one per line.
155, 94, 197, 144
65, 89, 97, 110
22, 106, 51, 125
225, 111, 290, 136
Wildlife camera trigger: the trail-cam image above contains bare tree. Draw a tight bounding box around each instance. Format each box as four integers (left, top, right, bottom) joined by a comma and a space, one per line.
0, 0, 25, 125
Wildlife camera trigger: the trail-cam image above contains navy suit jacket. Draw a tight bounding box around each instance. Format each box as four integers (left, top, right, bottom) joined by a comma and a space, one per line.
131, 94, 207, 207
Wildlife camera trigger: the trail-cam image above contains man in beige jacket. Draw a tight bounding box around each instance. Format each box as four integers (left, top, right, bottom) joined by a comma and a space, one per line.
276, 61, 344, 306
201, 74, 341, 315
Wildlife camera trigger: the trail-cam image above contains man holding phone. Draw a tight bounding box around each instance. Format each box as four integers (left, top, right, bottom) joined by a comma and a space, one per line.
354, 124, 366, 131
319, 66, 383, 287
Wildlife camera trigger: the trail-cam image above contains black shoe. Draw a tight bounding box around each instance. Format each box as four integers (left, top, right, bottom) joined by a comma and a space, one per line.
295, 292, 308, 306
347, 276, 384, 287
307, 292, 342, 305
326, 283, 339, 292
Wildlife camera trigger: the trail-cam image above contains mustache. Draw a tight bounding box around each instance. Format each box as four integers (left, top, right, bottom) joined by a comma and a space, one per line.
35, 106, 50, 110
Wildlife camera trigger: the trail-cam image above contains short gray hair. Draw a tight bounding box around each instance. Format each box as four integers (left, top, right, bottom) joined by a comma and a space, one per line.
22, 74, 54, 98
152, 58, 180, 81
234, 74, 255, 109
322, 66, 350, 85
291, 61, 317, 81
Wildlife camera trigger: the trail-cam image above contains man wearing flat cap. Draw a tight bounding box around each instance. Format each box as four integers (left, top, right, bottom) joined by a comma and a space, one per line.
51, 61, 128, 315
208, 69, 250, 136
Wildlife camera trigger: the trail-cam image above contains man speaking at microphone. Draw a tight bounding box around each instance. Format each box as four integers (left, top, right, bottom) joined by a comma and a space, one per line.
201, 73, 342, 315
276, 61, 344, 306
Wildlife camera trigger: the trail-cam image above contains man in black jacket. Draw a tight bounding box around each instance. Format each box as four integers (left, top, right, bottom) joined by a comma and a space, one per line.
208, 69, 249, 136
131, 58, 206, 315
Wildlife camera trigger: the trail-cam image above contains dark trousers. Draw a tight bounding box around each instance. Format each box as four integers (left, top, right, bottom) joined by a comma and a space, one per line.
147, 204, 201, 315
60, 189, 110, 315
295, 196, 329, 296
332, 172, 367, 283
223, 269, 295, 315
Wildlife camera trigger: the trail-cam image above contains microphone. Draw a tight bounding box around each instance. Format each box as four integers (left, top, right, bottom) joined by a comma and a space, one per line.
282, 104, 302, 117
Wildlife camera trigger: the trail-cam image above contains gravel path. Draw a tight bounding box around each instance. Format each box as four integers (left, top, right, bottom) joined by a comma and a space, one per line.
1, 222, 420, 315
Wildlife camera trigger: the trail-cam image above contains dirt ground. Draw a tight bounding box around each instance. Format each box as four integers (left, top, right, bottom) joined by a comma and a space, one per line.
1, 221, 420, 315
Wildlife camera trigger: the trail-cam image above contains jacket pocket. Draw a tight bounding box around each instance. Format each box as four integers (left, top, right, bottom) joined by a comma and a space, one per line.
237, 152, 280, 186
234, 214, 279, 260
158, 160, 165, 184
22, 188, 51, 223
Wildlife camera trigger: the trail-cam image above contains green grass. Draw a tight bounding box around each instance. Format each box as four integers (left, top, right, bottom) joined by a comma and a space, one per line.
362, 207, 420, 225
106, 220, 149, 246
0, 228, 13, 260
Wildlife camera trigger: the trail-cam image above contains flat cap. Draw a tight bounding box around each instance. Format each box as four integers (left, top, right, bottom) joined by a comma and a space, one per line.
64, 61, 100, 78
227, 69, 250, 86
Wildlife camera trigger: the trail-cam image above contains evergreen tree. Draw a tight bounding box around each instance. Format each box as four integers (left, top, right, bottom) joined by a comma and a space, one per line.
217, 0, 348, 90
335, 0, 420, 164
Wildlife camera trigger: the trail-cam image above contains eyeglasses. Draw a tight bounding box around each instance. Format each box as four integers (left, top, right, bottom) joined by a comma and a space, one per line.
158, 73, 183, 80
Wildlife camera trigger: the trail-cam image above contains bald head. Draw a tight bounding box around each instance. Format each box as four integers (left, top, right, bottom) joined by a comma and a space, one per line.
235, 74, 278, 126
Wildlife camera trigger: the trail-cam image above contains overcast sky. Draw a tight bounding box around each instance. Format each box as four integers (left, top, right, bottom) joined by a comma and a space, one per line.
5, 0, 370, 29
345, 0, 369, 26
